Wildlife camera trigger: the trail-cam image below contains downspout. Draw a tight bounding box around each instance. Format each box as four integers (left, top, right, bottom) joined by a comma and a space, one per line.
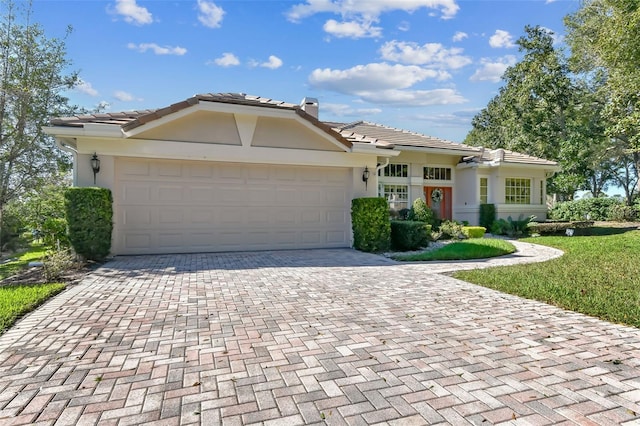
376, 158, 390, 174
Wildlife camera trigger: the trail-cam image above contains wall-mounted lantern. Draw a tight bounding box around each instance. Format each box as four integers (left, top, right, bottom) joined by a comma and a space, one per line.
362, 166, 370, 190
91, 153, 101, 185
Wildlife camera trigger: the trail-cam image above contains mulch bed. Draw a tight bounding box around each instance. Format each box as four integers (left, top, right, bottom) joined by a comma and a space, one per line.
0, 261, 97, 288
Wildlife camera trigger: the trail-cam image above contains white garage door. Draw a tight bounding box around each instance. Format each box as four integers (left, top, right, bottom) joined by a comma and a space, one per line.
114, 158, 352, 255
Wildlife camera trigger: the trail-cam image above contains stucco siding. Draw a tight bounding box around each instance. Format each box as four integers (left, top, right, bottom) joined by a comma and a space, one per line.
252, 117, 343, 152
135, 111, 242, 144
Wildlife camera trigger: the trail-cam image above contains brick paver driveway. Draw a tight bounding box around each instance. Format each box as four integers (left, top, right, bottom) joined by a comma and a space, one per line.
1, 247, 640, 425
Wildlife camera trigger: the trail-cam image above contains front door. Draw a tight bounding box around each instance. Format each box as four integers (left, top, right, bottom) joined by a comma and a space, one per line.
425, 186, 452, 221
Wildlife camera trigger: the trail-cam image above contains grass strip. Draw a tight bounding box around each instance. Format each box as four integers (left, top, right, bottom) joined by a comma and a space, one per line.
393, 238, 516, 261
0, 283, 66, 333
453, 229, 640, 328
0, 244, 48, 281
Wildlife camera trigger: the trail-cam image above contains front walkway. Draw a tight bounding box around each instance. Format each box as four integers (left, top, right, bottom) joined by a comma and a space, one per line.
0, 244, 639, 425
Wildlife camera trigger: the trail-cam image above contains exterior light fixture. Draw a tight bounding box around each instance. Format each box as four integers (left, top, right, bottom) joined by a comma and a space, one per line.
91, 153, 101, 185
362, 166, 370, 190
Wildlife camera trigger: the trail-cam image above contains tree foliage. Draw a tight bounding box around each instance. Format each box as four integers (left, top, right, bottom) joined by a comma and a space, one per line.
0, 0, 77, 250
464, 24, 635, 202
565, 0, 640, 203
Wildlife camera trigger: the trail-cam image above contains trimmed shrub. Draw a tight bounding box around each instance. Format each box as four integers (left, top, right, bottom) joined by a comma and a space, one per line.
528, 221, 593, 236
43, 247, 75, 281
407, 198, 436, 225
390, 221, 431, 251
463, 226, 486, 239
65, 188, 113, 261
352, 197, 390, 252
607, 203, 637, 222
479, 204, 496, 229
491, 215, 535, 237
438, 220, 465, 240
549, 197, 621, 221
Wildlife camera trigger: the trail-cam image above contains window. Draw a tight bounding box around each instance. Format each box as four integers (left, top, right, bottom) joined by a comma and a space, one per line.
480, 177, 488, 204
505, 178, 531, 204
540, 180, 544, 204
379, 164, 408, 178
424, 167, 451, 181
380, 184, 409, 211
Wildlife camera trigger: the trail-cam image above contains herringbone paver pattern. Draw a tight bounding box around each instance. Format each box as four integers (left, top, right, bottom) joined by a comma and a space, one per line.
0, 246, 639, 425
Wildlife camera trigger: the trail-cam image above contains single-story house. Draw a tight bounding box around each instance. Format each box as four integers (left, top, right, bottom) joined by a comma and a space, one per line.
44, 93, 559, 255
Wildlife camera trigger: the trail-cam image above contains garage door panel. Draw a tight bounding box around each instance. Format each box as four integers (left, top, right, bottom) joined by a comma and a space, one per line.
158, 186, 184, 202
122, 209, 152, 226
158, 233, 184, 249
189, 187, 215, 202
122, 185, 151, 203
120, 159, 150, 176
115, 158, 351, 254
159, 209, 184, 224
157, 162, 183, 177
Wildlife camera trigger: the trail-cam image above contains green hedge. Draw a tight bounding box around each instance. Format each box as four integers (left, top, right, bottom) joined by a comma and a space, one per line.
479, 204, 496, 229
65, 188, 113, 261
529, 221, 593, 235
463, 226, 486, 238
390, 221, 431, 251
351, 198, 390, 252
549, 197, 622, 221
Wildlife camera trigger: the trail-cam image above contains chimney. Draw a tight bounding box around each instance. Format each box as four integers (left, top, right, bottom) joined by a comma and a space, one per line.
300, 97, 319, 119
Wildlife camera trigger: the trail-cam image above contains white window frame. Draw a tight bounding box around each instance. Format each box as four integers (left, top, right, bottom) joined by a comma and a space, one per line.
423, 166, 452, 181
379, 163, 409, 178
479, 177, 488, 204
505, 177, 531, 204
379, 183, 409, 212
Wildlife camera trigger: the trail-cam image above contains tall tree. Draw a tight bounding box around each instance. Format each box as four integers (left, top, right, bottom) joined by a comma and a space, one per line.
565, 0, 640, 203
464, 25, 610, 199
0, 0, 77, 250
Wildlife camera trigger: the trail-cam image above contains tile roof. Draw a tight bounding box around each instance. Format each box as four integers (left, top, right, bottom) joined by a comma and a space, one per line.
482, 148, 559, 167
330, 121, 480, 153
48, 93, 298, 129
47, 93, 558, 167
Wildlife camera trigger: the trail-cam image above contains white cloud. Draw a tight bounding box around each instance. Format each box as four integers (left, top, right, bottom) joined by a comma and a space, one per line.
323, 103, 383, 117
308, 62, 465, 106
470, 55, 517, 82
259, 55, 283, 69
452, 31, 468, 42
113, 0, 153, 25
323, 19, 382, 38
380, 40, 472, 70
76, 80, 98, 97
309, 63, 443, 93
197, 0, 225, 28
212, 52, 240, 67
411, 109, 480, 128
127, 43, 187, 56
398, 21, 410, 32
113, 90, 142, 102
287, 0, 460, 22
357, 89, 466, 106
489, 29, 515, 48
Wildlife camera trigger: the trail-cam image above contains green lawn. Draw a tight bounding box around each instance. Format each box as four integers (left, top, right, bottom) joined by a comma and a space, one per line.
393, 238, 516, 261
0, 244, 66, 334
0, 244, 48, 280
0, 283, 66, 333
453, 228, 640, 328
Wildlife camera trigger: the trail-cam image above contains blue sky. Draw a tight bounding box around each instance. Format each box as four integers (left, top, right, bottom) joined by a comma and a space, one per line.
32, 0, 580, 143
